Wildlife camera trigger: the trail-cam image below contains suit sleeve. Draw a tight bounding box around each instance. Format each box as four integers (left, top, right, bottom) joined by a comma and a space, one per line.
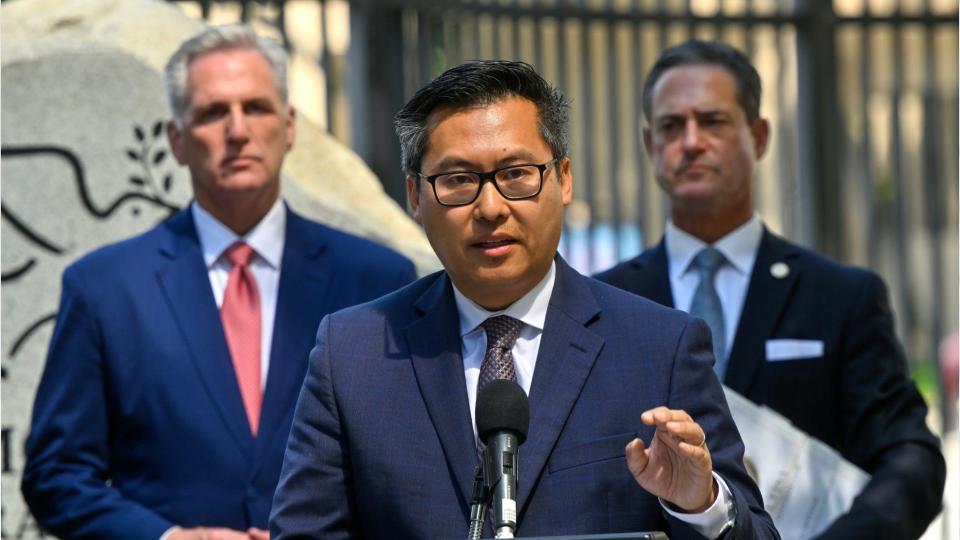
21, 266, 174, 540
665, 317, 780, 540
813, 274, 945, 539
270, 315, 359, 539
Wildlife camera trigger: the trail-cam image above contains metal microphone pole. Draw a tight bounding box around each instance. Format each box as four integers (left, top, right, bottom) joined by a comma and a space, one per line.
467, 465, 488, 540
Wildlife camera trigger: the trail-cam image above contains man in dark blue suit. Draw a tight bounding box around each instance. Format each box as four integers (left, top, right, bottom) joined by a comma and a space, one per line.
595, 41, 944, 539
270, 60, 777, 539
21, 24, 415, 540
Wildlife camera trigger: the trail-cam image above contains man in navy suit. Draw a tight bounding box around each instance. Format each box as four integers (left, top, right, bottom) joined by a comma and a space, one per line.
270, 60, 777, 539
596, 40, 944, 539
21, 24, 415, 540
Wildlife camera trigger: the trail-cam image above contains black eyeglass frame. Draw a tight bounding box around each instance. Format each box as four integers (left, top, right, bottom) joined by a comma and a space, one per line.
416, 157, 561, 207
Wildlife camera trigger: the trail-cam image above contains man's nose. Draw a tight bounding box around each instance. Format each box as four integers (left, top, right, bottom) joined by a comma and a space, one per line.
682, 118, 704, 152
226, 109, 250, 141
474, 180, 509, 220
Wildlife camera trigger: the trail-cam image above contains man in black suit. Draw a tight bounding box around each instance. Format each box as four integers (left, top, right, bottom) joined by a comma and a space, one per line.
596, 40, 944, 539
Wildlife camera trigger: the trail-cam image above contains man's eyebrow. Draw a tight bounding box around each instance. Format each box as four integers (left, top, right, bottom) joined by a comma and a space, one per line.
653, 109, 730, 121
427, 152, 542, 173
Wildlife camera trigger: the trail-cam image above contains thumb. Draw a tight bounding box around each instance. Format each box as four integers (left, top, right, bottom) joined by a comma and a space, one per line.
625, 437, 649, 481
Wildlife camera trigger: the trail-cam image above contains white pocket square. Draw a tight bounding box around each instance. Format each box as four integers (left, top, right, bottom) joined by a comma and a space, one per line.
765, 339, 824, 361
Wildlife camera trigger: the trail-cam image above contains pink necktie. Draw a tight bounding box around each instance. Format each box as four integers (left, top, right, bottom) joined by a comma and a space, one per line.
221, 242, 262, 436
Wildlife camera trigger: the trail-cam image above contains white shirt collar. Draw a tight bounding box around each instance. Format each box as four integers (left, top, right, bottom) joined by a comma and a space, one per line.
665, 213, 763, 281
191, 198, 286, 269
452, 261, 556, 337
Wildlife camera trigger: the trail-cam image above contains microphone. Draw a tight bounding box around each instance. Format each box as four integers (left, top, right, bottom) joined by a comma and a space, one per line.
476, 379, 530, 539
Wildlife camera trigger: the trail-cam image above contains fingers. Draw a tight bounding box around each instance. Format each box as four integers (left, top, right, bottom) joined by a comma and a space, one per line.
641, 407, 706, 451
247, 528, 270, 540
205, 528, 253, 540
624, 437, 649, 480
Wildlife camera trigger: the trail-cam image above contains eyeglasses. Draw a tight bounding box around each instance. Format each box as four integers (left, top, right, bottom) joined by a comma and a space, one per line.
417, 158, 560, 207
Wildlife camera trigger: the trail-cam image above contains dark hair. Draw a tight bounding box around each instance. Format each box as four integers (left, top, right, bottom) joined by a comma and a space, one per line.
394, 60, 570, 176
642, 40, 762, 122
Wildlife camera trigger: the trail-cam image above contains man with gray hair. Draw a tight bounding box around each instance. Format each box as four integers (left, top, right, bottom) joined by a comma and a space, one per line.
22, 24, 415, 540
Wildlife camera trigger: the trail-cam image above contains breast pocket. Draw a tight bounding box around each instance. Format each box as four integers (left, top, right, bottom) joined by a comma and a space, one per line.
548, 431, 637, 473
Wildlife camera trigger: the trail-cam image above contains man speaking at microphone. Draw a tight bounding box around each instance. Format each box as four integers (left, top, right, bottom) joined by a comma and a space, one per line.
270, 60, 778, 539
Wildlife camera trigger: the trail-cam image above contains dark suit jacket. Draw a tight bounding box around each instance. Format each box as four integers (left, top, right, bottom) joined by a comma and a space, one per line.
270, 257, 778, 539
595, 229, 945, 539
21, 205, 417, 540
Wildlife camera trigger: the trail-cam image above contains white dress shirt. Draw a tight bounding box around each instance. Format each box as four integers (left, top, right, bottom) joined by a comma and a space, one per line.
451, 261, 735, 538
192, 198, 286, 389
665, 214, 764, 358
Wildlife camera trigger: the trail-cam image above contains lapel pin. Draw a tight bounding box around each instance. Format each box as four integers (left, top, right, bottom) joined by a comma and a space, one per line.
770, 262, 790, 279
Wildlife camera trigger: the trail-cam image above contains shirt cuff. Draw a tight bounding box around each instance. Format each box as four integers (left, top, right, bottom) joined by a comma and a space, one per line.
660, 472, 736, 539
159, 526, 179, 540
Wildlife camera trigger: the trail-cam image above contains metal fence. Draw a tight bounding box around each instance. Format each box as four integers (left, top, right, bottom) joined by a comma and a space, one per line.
171, 0, 958, 409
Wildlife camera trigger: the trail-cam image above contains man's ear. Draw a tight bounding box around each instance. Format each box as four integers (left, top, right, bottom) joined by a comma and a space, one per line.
285, 105, 297, 150
557, 156, 574, 206
406, 175, 422, 223
751, 118, 770, 159
642, 126, 653, 156
166, 120, 187, 165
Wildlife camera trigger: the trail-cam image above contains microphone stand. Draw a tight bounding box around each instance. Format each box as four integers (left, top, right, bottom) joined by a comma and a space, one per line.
467, 465, 488, 540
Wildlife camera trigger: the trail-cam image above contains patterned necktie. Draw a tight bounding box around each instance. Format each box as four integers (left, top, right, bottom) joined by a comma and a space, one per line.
476, 315, 523, 458
477, 315, 523, 391
220, 242, 262, 436
689, 247, 728, 379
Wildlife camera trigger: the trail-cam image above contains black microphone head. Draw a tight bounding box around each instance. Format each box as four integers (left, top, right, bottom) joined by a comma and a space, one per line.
476, 379, 529, 445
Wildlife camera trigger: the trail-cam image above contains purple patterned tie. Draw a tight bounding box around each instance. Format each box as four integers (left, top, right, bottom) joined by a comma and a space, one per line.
476, 316, 523, 458
477, 315, 523, 391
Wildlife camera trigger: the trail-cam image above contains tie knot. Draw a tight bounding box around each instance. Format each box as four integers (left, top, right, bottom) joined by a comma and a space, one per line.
224, 242, 256, 268
692, 247, 725, 276
481, 315, 523, 351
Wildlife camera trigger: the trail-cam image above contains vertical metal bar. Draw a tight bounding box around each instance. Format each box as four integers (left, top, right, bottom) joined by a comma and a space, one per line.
579, 9, 598, 270
557, 7, 571, 258
774, 21, 794, 238
888, 22, 916, 360
920, 16, 951, 503
319, 0, 335, 134
606, 4, 622, 263
794, 0, 839, 252
511, 0, 521, 61
633, 3, 648, 249
276, 0, 290, 50
474, 1, 483, 59
346, 1, 408, 204
419, 10, 433, 84
532, 3, 544, 70
858, 18, 877, 268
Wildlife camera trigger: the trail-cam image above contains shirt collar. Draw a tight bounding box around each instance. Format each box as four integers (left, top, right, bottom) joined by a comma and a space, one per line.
191, 198, 286, 270
665, 213, 763, 280
452, 260, 556, 337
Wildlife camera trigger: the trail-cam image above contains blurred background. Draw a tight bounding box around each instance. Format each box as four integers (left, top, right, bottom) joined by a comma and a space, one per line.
2, 0, 957, 537
168, 0, 957, 422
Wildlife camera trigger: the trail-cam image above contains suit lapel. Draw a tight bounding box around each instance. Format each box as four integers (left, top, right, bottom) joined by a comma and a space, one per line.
404, 274, 477, 512
252, 208, 332, 470
156, 210, 254, 457
517, 257, 604, 514
622, 242, 674, 308
724, 229, 801, 393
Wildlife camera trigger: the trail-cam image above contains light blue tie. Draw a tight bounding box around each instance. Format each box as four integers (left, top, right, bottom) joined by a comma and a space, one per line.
689, 247, 728, 378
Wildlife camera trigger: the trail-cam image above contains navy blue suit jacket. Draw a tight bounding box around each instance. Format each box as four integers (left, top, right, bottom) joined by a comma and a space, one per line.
596, 230, 945, 539
22, 205, 416, 540
270, 257, 778, 539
